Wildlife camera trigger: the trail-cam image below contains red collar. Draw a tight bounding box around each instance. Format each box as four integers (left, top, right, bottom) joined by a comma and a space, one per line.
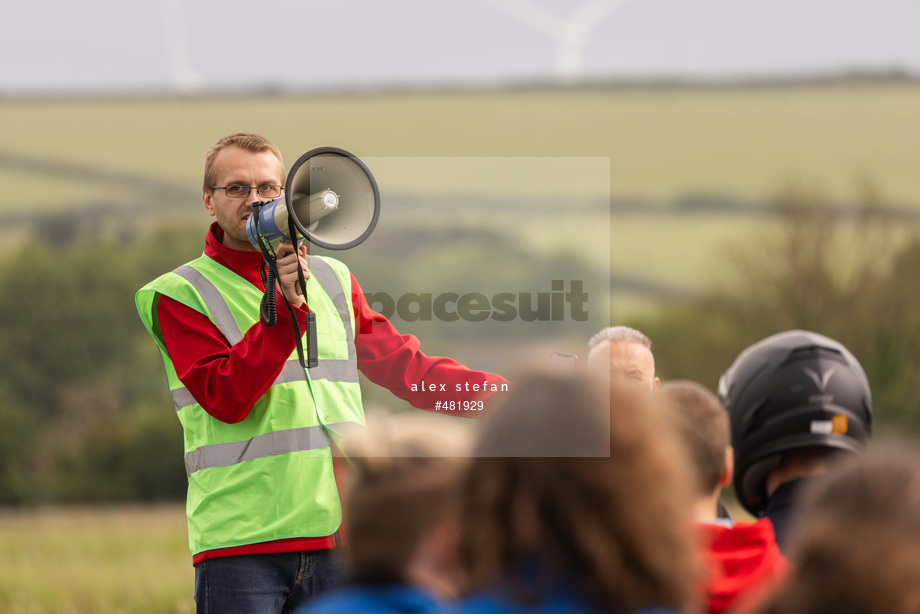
204, 222, 266, 288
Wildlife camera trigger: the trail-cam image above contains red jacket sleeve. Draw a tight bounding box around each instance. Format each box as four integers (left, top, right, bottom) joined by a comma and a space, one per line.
351, 274, 509, 412
156, 292, 308, 424
158, 272, 510, 423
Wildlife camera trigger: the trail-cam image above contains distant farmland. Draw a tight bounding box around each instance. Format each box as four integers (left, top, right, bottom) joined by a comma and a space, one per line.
2, 80, 919, 315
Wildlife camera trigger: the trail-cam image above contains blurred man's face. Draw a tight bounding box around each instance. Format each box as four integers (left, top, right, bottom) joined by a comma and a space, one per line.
588, 340, 660, 391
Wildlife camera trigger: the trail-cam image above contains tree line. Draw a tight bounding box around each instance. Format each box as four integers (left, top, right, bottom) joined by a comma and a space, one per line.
0, 187, 917, 505
639, 185, 920, 435
0, 219, 604, 505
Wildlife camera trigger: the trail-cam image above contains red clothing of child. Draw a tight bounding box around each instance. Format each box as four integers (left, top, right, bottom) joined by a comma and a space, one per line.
697, 519, 789, 614
157, 223, 509, 564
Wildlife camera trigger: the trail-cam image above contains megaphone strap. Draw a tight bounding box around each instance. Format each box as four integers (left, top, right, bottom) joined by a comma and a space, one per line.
289, 207, 318, 369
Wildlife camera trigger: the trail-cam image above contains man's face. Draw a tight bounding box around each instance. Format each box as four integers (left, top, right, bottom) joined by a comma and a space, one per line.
202, 146, 284, 251
587, 339, 660, 391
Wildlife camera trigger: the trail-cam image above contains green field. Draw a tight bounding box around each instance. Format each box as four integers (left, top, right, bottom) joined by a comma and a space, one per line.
3, 80, 919, 312
0, 501, 754, 613
0, 506, 193, 613
3, 81, 920, 206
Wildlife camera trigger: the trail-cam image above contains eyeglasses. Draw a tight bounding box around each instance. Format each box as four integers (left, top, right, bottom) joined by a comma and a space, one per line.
212, 184, 283, 199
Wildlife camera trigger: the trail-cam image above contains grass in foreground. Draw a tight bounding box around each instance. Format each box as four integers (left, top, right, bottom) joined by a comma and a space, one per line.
0, 505, 193, 614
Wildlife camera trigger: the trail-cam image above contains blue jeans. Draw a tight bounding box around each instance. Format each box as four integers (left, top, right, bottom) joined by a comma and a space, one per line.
194, 550, 347, 614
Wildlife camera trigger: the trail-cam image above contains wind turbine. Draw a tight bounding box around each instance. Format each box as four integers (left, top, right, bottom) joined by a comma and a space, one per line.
486, 0, 631, 83
160, 0, 203, 95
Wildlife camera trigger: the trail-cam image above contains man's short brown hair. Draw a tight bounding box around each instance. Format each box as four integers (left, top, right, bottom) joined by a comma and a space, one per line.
202, 132, 284, 192
658, 380, 731, 496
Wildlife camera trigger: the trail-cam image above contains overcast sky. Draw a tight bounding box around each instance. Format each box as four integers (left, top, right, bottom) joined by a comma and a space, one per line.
3, 0, 919, 96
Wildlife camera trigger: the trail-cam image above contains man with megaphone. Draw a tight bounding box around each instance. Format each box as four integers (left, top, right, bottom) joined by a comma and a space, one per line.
135, 132, 508, 614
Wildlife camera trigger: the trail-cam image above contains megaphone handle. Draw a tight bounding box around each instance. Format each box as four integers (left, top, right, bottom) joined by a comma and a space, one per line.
306, 312, 319, 368
285, 209, 308, 298
294, 269, 317, 368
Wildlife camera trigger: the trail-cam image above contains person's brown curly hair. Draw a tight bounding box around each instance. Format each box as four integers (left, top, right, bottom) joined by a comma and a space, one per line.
455, 370, 699, 613
754, 441, 920, 614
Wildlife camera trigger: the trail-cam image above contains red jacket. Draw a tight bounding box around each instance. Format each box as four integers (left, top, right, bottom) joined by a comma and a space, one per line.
697, 519, 789, 614
157, 224, 509, 564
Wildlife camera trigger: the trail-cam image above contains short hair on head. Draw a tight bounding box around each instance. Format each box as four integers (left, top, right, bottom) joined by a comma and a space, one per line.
658, 380, 730, 496
338, 413, 473, 580
202, 132, 284, 192
588, 326, 653, 350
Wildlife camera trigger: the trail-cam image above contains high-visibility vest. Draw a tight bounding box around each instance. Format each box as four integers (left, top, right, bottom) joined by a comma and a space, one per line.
135, 253, 365, 555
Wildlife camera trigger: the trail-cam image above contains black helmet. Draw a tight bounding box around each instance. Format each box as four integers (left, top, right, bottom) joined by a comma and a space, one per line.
718, 330, 872, 516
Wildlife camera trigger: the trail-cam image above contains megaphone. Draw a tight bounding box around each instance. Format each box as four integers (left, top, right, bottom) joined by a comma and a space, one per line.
247, 146, 380, 251
245, 147, 380, 369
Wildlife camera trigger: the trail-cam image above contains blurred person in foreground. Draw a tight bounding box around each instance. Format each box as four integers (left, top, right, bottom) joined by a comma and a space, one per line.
587, 326, 660, 391
659, 381, 788, 614
295, 413, 472, 614
718, 330, 872, 552
135, 132, 508, 613
453, 369, 699, 614
753, 441, 920, 614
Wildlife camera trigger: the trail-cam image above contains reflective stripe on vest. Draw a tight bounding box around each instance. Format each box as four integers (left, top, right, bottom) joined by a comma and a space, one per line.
170, 360, 359, 412
167, 256, 360, 413
183, 421, 358, 475
185, 425, 323, 475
